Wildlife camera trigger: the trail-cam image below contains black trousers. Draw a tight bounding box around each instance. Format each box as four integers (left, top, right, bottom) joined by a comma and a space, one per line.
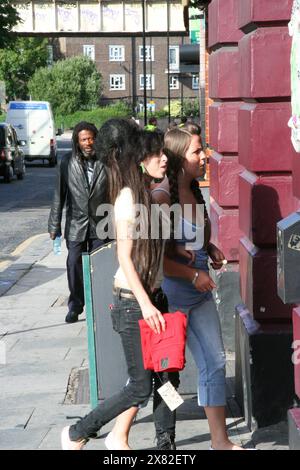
66, 238, 105, 314
69, 289, 179, 441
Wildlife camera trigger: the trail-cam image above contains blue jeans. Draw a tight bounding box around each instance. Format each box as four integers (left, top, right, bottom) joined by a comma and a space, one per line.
69, 289, 179, 441
169, 298, 226, 407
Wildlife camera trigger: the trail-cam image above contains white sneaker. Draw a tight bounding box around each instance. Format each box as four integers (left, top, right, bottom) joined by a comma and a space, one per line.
61, 426, 86, 450
104, 432, 132, 450
105, 432, 116, 450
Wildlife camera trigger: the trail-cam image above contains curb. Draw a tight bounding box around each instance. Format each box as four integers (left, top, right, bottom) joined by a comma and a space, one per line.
0, 233, 52, 297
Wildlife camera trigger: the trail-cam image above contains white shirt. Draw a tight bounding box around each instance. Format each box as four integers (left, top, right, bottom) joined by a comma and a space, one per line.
114, 187, 164, 290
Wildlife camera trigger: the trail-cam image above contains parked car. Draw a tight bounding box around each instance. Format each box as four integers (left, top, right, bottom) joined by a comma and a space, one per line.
0, 123, 26, 183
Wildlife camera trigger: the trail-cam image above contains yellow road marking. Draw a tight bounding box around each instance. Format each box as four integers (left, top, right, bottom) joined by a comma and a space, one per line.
0, 233, 47, 272
0, 261, 10, 271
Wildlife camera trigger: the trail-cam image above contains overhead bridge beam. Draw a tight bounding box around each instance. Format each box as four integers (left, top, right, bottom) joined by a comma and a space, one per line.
13, 1, 186, 35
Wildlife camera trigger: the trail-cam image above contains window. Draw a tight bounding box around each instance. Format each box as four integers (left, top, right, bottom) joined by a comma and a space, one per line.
109, 45, 125, 62
110, 74, 126, 91
83, 45, 95, 61
139, 45, 154, 62
169, 75, 179, 90
169, 46, 179, 71
192, 74, 199, 90
139, 74, 155, 90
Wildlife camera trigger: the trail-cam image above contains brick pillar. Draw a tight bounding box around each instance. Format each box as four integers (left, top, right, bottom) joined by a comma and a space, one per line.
208, 0, 243, 263
208, 0, 297, 430
290, 0, 300, 449
235, 0, 296, 429
207, 0, 243, 352
237, 3, 296, 323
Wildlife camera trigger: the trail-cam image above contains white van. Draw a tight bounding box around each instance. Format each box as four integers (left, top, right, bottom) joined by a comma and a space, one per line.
6, 101, 59, 166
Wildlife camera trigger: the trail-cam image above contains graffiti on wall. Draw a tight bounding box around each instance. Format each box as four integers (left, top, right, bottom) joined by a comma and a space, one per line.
13, 1, 185, 33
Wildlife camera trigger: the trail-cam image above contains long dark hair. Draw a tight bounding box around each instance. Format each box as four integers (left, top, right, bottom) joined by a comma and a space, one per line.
163, 127, 210, 252
95, 119, 164, 293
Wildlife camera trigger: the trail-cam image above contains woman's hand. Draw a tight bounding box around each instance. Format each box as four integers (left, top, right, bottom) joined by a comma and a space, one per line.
193, 270, 216, 292
141, 303, 166, 334
208, 243, 226, 270
175, 245, 196, 265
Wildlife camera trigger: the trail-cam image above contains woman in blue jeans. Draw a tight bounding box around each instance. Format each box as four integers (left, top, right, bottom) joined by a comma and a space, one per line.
152, 126, 244, 450
61, 120, 179, 450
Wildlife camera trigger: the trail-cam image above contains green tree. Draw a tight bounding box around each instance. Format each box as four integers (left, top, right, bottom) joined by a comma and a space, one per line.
0, 37, 48, 100
183, 98, 199, 117
0, 1, 21, 49
28, 56, 102, 116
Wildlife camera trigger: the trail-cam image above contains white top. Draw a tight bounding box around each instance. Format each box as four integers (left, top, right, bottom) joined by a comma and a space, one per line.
114, 187, 164, 290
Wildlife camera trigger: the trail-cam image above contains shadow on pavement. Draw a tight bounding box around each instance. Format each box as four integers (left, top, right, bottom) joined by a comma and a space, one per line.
0, 265, 66, 297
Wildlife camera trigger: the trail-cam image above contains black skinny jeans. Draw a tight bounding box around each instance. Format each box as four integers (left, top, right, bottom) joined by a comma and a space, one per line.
69, 288, 179, 441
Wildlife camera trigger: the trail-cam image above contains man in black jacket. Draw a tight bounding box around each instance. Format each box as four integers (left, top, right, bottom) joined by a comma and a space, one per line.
48, 121, 108, 323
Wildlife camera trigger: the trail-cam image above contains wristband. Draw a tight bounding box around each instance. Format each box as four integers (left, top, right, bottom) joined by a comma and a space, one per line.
192, 271, 199, 286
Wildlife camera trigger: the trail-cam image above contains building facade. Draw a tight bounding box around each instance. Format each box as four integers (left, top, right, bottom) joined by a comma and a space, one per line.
56, 35, 199, 110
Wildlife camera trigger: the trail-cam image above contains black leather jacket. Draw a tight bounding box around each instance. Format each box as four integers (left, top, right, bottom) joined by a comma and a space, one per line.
48, 152, 108, 241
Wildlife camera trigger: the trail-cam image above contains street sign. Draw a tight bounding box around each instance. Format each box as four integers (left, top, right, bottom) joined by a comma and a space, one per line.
189, 7, 200, 44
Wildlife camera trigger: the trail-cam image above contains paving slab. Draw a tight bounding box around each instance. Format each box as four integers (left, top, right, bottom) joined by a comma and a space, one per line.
27, 404, 91, 430
0, 407, 35, 431
252, 421, 289, 450
0, 427, 50, 450
0, 392, 65, 411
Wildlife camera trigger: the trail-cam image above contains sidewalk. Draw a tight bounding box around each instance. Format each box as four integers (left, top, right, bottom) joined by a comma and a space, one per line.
0, 236, 289, 450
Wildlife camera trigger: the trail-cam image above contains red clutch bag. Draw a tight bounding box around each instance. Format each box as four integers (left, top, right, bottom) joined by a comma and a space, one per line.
138, 312, 187, 373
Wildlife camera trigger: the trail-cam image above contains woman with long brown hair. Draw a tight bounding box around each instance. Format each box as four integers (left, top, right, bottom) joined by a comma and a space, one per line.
152, 126, 245, 450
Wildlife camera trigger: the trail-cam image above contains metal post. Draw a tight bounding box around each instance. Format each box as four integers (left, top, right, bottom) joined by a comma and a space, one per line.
131, 36, 137, 116
142, 0, 147, 126
181, 36, 184, 118
82, 254, 99, 409
167, 0, 171, 124
199, 11, 207, 146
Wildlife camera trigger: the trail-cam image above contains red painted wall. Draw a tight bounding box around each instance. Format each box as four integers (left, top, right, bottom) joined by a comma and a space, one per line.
209, 0, 243, 47
293, 308, 300, 399
208, 0, 243, 263
239, 28, 291, 99
238, 0, 294, 29
210, 153, 243, 207
239, 103, 294, 172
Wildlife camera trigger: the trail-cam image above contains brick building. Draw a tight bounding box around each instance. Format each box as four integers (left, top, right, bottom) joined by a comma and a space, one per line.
55, 35, 198, 111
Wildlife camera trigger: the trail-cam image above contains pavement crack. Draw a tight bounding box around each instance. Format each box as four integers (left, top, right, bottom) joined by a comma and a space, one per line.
51, 297, 59, 307
38, 427, 53, 449
8, 338, 20, 351
23, 408, 36, 429
64, 347, 71, 360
